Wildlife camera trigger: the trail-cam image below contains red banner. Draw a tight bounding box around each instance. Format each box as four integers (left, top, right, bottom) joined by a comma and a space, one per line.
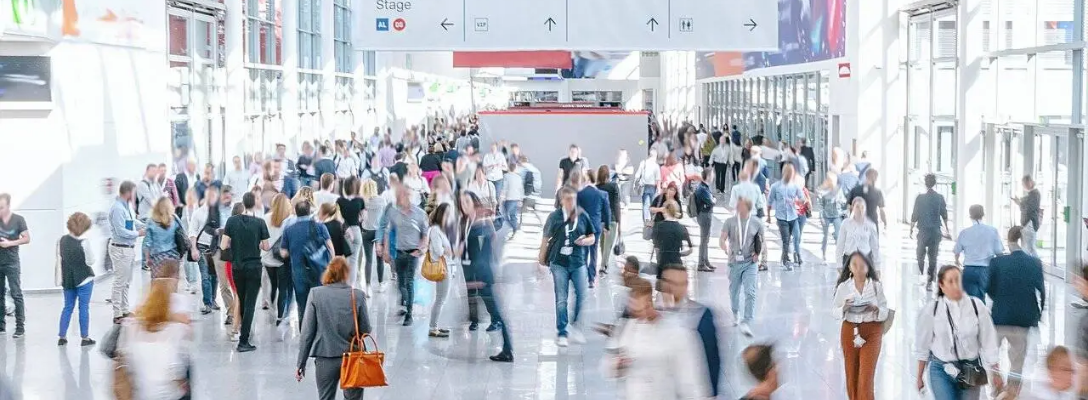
452, 51, 573, 68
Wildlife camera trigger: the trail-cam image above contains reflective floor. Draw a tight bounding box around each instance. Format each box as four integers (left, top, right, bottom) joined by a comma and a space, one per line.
3, 200, 1081, 399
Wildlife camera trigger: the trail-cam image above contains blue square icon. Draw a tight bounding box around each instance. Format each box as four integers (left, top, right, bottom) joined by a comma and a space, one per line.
376, 18, 390, 31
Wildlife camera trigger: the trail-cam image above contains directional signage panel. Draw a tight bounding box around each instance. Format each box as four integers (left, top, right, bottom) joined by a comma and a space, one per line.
357, 0, 778, 51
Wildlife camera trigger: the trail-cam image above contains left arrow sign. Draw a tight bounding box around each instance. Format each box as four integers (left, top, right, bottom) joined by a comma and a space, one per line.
441, 18, 455, 31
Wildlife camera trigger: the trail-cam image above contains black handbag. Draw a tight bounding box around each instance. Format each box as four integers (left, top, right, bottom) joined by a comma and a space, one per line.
612, 237, 625, 256
172, 217, 195, 262
944, 300, 988, 389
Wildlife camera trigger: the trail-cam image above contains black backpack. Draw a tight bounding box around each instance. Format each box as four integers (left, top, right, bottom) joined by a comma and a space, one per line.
523, 170, 536, 195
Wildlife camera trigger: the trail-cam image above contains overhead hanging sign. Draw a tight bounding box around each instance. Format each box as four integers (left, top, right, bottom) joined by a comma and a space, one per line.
359, 0, 778, 51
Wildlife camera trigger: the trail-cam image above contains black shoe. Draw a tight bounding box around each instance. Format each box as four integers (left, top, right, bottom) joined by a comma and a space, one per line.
13, 329, 24, 338
489, 352, 513, 362
402, 317, 413, 326
141, 265, 149, 271
397, 309, 408, 316
224, 316, 234, 325
486, 322, 503, 332
211, 304, 222, 311
794, 253, 803, 266
200, 306, 213, 315
58, 338, 68, 346
588, 282, 595, 289
438, 328, 451, 334
468, 322, 479, 331
237, 342, 257, 352
80, 338, 96, 347
758, 264, 768, 271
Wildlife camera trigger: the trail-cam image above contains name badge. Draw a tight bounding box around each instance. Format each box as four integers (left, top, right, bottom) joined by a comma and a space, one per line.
461, 259, 470, 266
560, 246, 573, 256
125, 220, 135, 230
734, 250, 746, 262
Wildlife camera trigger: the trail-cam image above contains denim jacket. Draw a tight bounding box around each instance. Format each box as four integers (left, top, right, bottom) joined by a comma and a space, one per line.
143, 218, 180, 256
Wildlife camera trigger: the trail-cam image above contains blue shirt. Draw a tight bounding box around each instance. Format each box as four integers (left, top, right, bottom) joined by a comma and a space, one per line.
753, 158, 769, 191
838, 172, 860, 194
954, 222, 1004, 266
280, 216, 331, 271
143, 218, 180, 255
109, 198, 142, 245
576, 186, 611, 231
194, 179, 222, 202
767, 181, 803, 221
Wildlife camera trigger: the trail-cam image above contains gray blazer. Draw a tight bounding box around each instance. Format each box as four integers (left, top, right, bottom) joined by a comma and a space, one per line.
297, 282, 372, 369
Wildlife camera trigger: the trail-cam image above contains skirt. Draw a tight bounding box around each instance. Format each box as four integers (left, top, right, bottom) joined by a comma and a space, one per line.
148, 250, 181, 278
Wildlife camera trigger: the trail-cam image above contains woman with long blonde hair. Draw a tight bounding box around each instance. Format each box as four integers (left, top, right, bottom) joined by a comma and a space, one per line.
359, 179, 387, 293
120, 278, 193, 399
143, 197, 187, 277
293, 186, 316, 213
263, 193, 295, 326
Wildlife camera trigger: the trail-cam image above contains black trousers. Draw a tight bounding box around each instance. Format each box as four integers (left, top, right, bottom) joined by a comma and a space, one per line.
361, 229, 385, 285
232, 266, 262, 344
0, 264, 24, 330
712, 162, 729, 192
697, 211, 712, 266
395, 251, 419, 316
916, 229, 941, 282
265, 264, 293, 321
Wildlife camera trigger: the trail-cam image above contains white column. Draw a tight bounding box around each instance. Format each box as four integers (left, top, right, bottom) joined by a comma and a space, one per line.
224, 0, 246, 166
320, 0, 336, 140
953, 0, 989, 231
282, 0, 300, 153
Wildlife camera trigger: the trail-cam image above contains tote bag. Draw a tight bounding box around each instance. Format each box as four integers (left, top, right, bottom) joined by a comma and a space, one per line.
340, 289, 388, 388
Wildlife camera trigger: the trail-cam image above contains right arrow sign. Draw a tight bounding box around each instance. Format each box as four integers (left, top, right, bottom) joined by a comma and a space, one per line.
744, 18, 757, 31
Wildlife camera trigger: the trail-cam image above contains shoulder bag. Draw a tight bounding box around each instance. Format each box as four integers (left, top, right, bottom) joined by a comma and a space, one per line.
944, 299, 988, 389
173, 217, 195, 262
876, 283, 896, 335
340, 288, 388, 388
421, 230, 447, 282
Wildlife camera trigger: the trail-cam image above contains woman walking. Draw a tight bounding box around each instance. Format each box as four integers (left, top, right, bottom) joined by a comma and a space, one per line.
120, 279, 194, 399
426, 203, 454, 338
319, 203, 352, 258
767, 164, 804, 268
296, 257, 371, 400
360, 180, 387, 293
337, 177, 365, 285
143, 198, 186, 277
914, 265, 1003, 399
648, 182, 683, 224
832, 252, 889, 400
651, 202, 692, 279
459, 191, 513, 362
837, 198, 881, 269
179, 188, 201, 294
817, 174, 846, 261
262, 193, 295, 326
57, 212, 96, 346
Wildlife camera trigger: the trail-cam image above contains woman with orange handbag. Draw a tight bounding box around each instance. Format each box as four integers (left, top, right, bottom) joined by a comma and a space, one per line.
425, 203, 454, 338
297, 257, 373, 400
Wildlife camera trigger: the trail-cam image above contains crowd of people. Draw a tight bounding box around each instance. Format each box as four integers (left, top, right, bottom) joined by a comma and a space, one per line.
0, 114, 1083, 399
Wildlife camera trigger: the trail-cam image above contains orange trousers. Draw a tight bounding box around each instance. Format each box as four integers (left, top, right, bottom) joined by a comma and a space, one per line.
840, 321, 883, 400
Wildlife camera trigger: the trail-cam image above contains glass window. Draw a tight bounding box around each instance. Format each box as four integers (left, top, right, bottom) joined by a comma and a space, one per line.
334, 0, 352, 73
299, 0, 322, 70
246, 0, 282, 65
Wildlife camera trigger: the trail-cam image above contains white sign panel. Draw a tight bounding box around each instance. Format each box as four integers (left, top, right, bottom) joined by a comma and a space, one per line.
359, 0, 777, 51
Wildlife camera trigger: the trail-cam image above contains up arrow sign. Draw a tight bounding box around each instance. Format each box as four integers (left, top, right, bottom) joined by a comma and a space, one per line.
544, 17, 557, 31
646, 18, 659, 32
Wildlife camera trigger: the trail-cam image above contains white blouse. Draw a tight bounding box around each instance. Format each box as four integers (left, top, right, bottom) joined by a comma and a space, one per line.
121, 321, 192, 400
913, 296, 1000, 366
602, 319, 709, 400
837, 217, 881, 264
831, 279, 890, 323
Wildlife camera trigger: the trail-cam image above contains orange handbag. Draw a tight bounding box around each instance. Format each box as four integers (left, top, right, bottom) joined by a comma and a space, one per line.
340, 288, 388, 389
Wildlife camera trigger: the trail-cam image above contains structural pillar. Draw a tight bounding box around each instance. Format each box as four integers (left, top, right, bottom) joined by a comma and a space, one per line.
320, 0, 337, 140
282, 0, 300, 153
952, 0, 989, 232
223, 0, 246, 171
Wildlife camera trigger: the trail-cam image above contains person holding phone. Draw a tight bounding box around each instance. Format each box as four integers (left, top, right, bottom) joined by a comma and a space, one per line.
109, 182, 146, 325
832, 252, 889, 400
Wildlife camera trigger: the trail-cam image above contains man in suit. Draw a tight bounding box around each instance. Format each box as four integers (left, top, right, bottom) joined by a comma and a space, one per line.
175, 159, 199, 206
987, 225, 1045, 394
571, 170, 610, 289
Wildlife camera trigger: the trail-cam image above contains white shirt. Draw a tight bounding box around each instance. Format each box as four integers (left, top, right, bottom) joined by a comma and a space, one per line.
482, 152, 507, 181
602, 319, 709, 400
709, 144, 732, 165
362, 196, 388, 231
831, 279, 890, 323
402, 176, 430, 206
1023, 384, 1076, 400
314, 190, 339, 210
634, 159, 661, 187
466, 180, 497, 206
224, 168, 251, 197
500, 171, 524, 201
426, 225, 454, 267
261, 213, 288, 267
913, 296, 999, 365
837, 217, 880, 263
121, 321, 191, 400
336, 154, 360, 179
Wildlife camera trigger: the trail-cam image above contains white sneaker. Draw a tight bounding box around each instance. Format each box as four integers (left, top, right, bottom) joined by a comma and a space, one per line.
556, 337, 569, 347
229, 332, 240, 342
377, 282, 387, 293
568, 328, 586, 344
1073, 299, 1088, 309
917, 275, 928, 286
739, 323, 753, 337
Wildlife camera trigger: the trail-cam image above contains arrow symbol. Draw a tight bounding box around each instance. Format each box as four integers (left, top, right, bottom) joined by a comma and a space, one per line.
647, 17, 659, 31
440, 18, 454, 31
544, 17, 557, 31
744, 18, 757, 31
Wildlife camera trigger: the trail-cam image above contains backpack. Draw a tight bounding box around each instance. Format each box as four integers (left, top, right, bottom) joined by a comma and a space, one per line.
367, 168, 389, 193
522, 169, 536, 195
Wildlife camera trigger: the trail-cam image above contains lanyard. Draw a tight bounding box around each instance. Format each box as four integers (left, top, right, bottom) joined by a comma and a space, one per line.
564, 212, 580, 245
118, 199, 133, 220
735, 216, 750, 249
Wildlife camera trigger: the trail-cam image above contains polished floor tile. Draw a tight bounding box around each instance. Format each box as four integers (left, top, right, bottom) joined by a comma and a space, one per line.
1, 202, 1079, 399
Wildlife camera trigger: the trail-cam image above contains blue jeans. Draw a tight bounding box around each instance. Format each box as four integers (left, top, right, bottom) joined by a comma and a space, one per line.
502, 200, 520, 232
962, 266, 989, 301
59, 282, 93, 338
395, 252, 419, 316
641, 185, 657, 222
776, 219, 799, 261
198, 256, 216, 308
550, 263, 588, 337
728, 262, 757, 323
928, 355, 983, 400
821, 216, 842, 256
292, 262, 324, 325
793, 215, 807, 254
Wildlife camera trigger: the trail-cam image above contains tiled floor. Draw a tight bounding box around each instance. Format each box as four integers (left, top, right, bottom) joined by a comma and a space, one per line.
2, 200, 1080, 399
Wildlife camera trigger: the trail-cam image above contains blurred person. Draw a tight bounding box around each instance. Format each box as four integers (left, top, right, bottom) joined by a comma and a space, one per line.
837, 198, 881, 270
297, 141, 316, 187
740, 344, 779, 400
747, 151, 771, 219
0, 194, 28, 337
225, 156, 251, 202
136, 164, 163, 220
360, 155, 391, 194
838, 162, 861, 194
817, 174, 847, 260
335, 142, 359, 180
556, 144, 588, 193
337, 177, 365, 285
402, 162, 430, 207
595, 165, 620, 273
459, 191, 514, 362
1077, 264, 1088, 397
649, 183, 683, 224
612, 149, 634, 207
791, 171, 813, 255
633, 149, 662, 222
426, 203, 455, 338
768, 164, 804, 268
500, 162, 526, 237
911, 173, 951, 286
293, 186, 316, 212
249, 152, 265, 177
360, 180, 387, 293
691, 168, 715, 271
1013, 174, 1041, 258
832, 252, 890, 400
201, 185, 237, 323
954, 205, 1003, 300
188, 186, 225, 314
659, 265, 722, 397
709, 137, 732, 193
120, 279, 193, 399
540, 186, 597, 347
378, 182, 429, 326
159, 163, 180, 209
194, 163, 221, 202
986, 226, 1045, 394
601, 278, 708, 399
720, 197, 762, 336
426, 173, 457, 217
178, 189, 201, 293
483, 143, 507, 195
280, 200, 335, 324
799, 139, 816, 187
175, 159, 199, 206
466, 165, 498, 212
651, 202, 692, 279
314, 173, 339, 209
1024, 346, 1075, 399
262, 194, 295, 327
296, 257, 371, 400
319, 203, 352, 259
914, 265, 1003, 399
57, 212, 96, 346
143, 198, 186, 279
728, 168, 766, 215
659, 154, 685, 194
220, 192, 271, 352
847, 168, 887, 232
313, 145, 337, 180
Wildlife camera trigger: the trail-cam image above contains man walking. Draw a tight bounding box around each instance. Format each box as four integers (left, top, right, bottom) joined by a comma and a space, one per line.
1013, 174, 1041, 257
720, 197, 762, 336
0, 194, 30, 337
692, 168, 716, 271
910, 173, 949, 286
540, 187, 597, 347
280, 201, 335, 324
847, 168, 887, 232
659, 264, 722, 396
378, 185, 429, 326
135, 164, 162, 220
986, 226, 1044, 395
954, 205, 1004, 300
108, 182, 146, 324
633, 149, 661, 222
225, 156, 252, 199
220, 192, 271, 352
499, 162, 525, 237
572, 172, 610, 288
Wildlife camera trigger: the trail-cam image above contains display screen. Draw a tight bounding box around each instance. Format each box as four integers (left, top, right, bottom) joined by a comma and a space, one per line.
0, 56, 52, 102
